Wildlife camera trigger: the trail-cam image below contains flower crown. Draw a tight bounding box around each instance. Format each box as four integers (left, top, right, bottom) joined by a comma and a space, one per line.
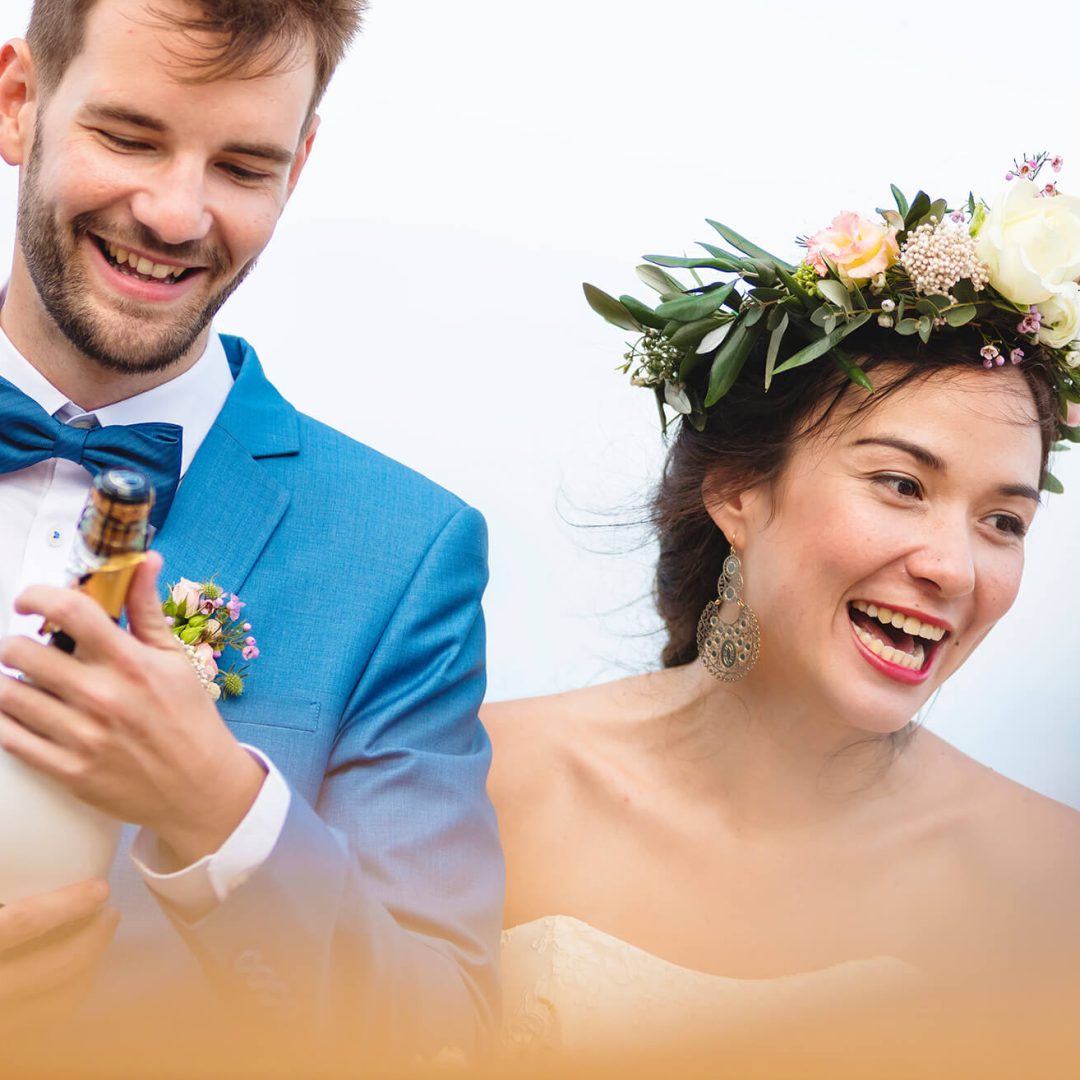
585, 154, 1080, 491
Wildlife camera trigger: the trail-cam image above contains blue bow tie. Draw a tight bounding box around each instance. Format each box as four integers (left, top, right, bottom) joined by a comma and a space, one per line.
0, 375, 182, 529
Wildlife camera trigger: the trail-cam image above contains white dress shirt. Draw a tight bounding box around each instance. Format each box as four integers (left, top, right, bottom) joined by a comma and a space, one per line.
0, 324, 290, 918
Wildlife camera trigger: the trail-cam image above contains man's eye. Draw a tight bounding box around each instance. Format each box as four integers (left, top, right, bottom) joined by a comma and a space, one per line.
99, 131, 151, 151
220, 163, 271, 183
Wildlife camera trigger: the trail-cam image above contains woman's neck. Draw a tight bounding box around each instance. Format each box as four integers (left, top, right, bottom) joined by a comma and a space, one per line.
639, 663, 924, 834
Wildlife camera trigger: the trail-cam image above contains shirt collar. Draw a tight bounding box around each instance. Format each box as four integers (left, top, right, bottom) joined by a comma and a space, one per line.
0, 323, 235, 477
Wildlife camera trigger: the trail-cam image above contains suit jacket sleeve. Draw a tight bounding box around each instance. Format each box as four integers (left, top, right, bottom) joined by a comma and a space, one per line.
161, 504, 504, 1063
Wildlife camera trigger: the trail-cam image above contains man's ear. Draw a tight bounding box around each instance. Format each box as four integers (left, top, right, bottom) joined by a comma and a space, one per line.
0, 39, 37, 168
285, 113, 320, 200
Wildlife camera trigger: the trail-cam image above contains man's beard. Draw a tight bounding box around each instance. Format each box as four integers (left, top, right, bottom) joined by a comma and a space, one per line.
17, 127, 255, 376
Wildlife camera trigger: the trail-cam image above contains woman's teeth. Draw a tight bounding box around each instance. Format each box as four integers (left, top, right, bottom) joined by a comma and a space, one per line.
848, 600, 949, 672
851, 622, 926, 670
850, 600, 946, 642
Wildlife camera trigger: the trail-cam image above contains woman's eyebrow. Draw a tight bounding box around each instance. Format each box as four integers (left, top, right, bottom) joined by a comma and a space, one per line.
851, 436, 1040, 502
850, 436, 944, 470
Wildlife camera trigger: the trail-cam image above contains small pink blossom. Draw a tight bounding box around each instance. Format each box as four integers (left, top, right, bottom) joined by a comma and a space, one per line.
950, 210, 966, 224
1017, 306, 1042, 334
980, 345, 1000, 362
199, 597, 217, 615
1052, 155, 1064, 172
225, 595, 245, 621
242, 622, 252, 632
1010, 347, 1025, 365
245, 636, 256, 646
1041, 182, 1058, 198
242, 645, 260, 661
1005, 171, 1015, 181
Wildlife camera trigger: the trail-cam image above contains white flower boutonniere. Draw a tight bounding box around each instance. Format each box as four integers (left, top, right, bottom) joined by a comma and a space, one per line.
163, 579, 260, 700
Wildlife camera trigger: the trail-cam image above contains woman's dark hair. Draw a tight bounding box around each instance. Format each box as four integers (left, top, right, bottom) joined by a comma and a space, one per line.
652, 331, 1060, 668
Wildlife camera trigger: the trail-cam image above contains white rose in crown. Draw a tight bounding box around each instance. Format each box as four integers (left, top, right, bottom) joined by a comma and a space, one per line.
975, 179, 1080, 308
1036, 282, 1080, 349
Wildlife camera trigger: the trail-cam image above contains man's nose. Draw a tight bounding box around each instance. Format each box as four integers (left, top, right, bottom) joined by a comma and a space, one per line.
128, 157, 213, 248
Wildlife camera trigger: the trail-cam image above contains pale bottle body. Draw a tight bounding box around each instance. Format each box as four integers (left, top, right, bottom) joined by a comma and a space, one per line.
0, 469, 152, 903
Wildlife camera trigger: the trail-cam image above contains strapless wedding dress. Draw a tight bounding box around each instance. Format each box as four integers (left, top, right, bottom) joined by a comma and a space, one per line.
501, 914, 926, 1060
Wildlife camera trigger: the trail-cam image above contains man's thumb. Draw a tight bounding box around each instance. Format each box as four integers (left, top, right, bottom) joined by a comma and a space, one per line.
125, 551, 174, 646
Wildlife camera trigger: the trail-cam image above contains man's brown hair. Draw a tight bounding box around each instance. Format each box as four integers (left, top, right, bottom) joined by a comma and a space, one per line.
26, 0, 365, 119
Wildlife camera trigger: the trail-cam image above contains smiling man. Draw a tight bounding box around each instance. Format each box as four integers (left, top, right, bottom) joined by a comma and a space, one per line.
0, 0, 501, 1070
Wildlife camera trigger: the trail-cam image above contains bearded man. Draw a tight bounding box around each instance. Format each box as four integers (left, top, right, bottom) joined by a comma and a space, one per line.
0, 0, 501, 1070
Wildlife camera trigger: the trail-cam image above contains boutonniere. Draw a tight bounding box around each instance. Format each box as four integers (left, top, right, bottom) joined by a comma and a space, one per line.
163, 579, 260, 701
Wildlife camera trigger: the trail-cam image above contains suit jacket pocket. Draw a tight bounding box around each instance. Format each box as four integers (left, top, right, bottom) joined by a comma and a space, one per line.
223, 694, 321, 734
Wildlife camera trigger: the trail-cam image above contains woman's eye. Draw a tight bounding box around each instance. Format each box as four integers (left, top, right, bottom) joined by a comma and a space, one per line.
989, 513, 1026, 538
874, 474, 922, 499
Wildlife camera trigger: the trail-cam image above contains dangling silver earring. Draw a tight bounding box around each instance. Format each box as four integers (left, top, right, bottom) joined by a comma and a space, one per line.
696, 548, 760, 681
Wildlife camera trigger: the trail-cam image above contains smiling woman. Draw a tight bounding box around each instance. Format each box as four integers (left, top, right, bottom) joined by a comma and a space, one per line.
484, 180, 1080, 1073
650, 337, 1051, 731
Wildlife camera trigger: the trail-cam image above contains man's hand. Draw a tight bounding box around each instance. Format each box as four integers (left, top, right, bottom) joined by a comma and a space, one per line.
0, 553, 265, 867
1, 878, 118, 1036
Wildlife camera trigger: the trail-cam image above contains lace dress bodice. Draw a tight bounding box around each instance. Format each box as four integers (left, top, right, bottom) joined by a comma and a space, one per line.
501, 914, 924, 1059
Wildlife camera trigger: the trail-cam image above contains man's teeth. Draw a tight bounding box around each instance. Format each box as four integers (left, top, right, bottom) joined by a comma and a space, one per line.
850, 600, 946, 642
105, 241, 186, 279
851, 623, 926, 671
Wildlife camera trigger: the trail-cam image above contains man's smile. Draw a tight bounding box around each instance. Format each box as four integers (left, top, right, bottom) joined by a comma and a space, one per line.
83, 232, 211, 305
96, 236, 198, 280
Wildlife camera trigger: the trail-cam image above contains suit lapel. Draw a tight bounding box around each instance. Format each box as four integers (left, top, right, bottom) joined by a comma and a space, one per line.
152, 336, 297, 596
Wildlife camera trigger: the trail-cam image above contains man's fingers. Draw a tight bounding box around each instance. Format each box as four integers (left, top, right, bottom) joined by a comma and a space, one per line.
0, 673, 98, 750
13, 585, 118, 657
125, 552, 176, 650
0, 879, 110, 952
0, 713, 83, 786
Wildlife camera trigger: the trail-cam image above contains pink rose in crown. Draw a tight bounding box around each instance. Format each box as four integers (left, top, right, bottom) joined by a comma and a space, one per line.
805, 211, 899, 285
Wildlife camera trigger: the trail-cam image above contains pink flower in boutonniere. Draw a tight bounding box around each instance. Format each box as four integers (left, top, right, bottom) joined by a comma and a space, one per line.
162, 579, 259, 700
170, 578, 202, 618
193, 642, 218, 679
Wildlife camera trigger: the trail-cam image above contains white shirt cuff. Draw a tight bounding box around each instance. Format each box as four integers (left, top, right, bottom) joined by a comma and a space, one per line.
129, 745, 292, 921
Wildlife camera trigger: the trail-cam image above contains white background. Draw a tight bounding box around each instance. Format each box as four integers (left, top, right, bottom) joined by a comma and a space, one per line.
3, 0, 1079, 809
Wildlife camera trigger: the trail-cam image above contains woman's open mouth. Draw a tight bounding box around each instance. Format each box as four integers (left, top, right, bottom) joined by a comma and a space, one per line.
847, 599, 950, 681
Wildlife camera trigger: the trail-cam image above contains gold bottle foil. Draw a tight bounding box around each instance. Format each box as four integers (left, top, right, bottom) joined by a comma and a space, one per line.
43, 470, 155, 641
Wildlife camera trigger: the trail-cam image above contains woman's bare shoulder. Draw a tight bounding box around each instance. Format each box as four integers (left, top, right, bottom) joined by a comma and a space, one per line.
484, 675, 653, 789
919, 731, 1080, 895
483, 671, 687, 826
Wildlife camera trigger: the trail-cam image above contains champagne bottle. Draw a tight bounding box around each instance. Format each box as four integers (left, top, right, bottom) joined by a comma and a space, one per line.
47, 468, 155, 652
0, 469, 155, 904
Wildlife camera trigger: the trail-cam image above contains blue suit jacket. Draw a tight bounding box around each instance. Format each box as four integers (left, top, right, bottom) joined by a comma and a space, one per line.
96, 336, 503, 1062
